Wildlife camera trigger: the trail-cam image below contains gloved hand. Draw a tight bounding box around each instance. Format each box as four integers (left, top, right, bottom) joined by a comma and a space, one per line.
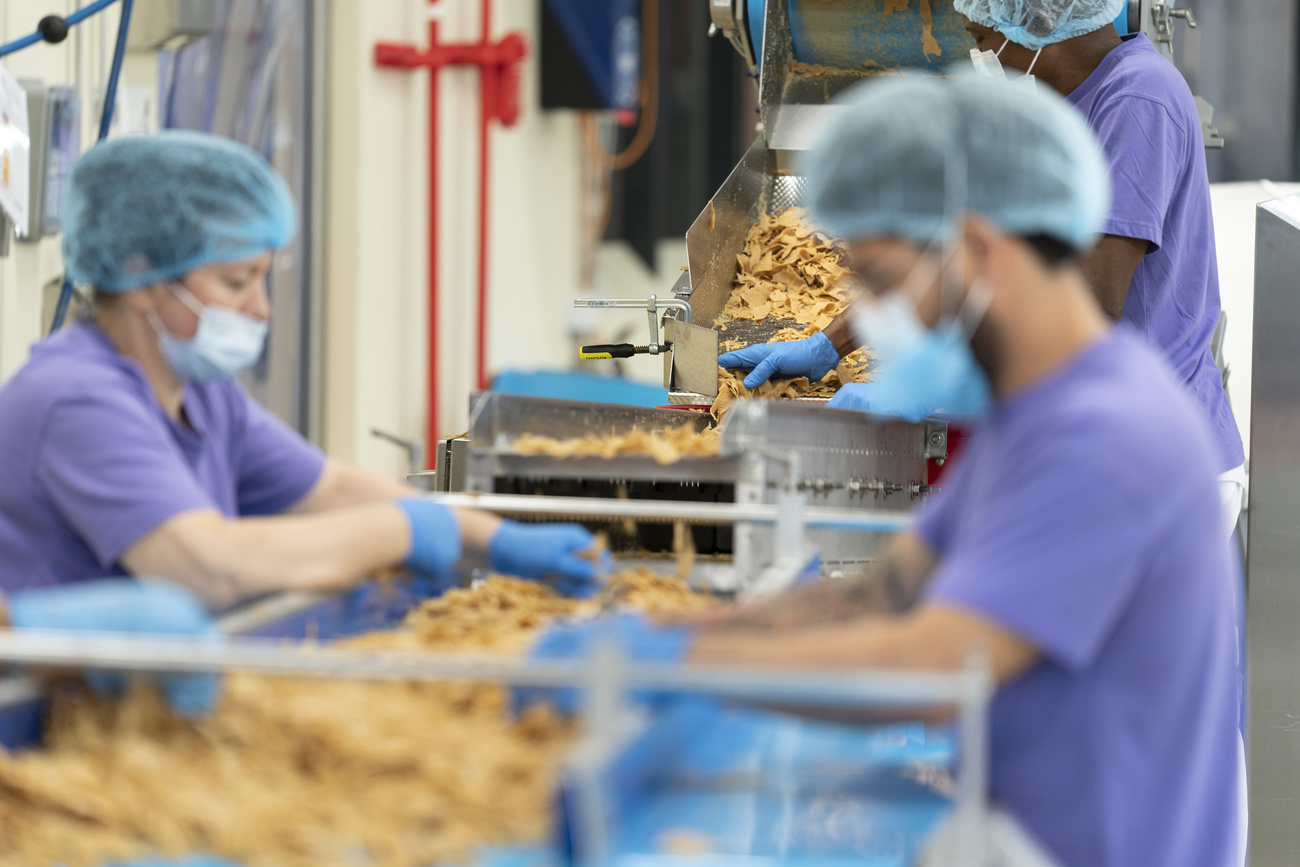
516, 613, 696, 713
397, 497, 463, 580
489, 522, 609, 598
717, 332, 840, 389
826, 382, 933, 423
7, 579, 222, 719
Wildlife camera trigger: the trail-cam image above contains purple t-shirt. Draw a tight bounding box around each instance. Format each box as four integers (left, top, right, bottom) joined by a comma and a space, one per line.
0, 321, 326, 593
917, 329, 1239, 867
1066, 33, 1243, 473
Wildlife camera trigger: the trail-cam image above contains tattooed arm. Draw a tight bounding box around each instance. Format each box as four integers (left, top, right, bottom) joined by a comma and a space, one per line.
700, 532, 938, 633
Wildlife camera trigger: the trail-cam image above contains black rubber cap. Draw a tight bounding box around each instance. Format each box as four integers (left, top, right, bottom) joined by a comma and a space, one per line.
38, 15, 70, 45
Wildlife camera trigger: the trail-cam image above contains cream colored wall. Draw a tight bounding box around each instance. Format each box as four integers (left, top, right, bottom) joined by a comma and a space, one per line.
0, 0, 115, 379
324, 0, 603, 477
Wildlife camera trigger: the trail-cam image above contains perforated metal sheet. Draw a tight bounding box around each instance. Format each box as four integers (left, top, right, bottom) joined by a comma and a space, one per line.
768, 174, 810, 215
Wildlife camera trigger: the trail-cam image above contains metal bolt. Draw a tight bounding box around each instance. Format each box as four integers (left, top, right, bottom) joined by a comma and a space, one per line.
928, 430, 946, 448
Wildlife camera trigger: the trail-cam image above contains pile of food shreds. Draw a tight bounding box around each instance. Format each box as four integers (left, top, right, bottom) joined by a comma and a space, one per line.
0, 572, 716, 867
712, 207, 872, 419
721, 207, 854, 332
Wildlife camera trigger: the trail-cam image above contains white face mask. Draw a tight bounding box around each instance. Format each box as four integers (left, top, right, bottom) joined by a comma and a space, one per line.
970, 37, 1010, 78
970, 39, 1043, 91
149, 281, 269, 382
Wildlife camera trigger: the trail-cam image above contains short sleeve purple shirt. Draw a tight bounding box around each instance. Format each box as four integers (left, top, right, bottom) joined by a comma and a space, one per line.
0, 321, 326, 593
916, 330, 1240, 867
1066, 33, 1243, 473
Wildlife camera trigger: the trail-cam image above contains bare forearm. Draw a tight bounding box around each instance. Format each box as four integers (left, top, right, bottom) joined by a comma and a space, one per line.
693, 615, 914, 669
1080, 235, 1147, 322
124, 505, 412, 609
693, 605, 1038, 683
702, 534, 934, 632
822, 309, 861, 358
291, 460, 416, 512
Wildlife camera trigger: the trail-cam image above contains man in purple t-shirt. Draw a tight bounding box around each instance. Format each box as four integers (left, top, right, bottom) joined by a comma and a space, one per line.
955, 0, 1246, 537
534, 75, 1240, 867
656, 75, 1240, 866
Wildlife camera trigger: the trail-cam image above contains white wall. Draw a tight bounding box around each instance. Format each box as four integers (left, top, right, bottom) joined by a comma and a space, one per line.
325, 0, 598, 477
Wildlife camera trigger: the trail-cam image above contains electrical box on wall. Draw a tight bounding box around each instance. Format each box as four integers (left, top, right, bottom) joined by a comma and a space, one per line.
18, 82, 80, 244
126, 0, 216, 52
540, 0, 641, 111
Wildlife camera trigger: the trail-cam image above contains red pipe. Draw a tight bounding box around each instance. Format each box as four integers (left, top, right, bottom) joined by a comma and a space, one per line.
476, 0, 492, 392
427, 0, 442, 460
375, 1, 525, 464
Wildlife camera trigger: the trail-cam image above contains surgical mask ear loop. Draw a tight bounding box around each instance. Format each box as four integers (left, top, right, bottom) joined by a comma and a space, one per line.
954, 277, 995, 341
1025, 47, 1043, 75
1024, 47, 1044, 80
169, 281, 207, 317
996, 37, 1010, 57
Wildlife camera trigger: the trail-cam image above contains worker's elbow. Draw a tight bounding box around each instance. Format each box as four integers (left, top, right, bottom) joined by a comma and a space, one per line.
123, 517, 249, 611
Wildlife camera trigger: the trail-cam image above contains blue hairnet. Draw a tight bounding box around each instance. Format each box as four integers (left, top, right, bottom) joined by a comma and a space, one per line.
804, 73, 1110, 249
61, 131, 296, 292
954, 0, 1125, 49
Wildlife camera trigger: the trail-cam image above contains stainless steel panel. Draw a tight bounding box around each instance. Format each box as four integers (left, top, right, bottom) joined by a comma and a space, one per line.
459, 394, 940, 574
665, 319, 720, 397
467, 394, 714, 447
685, 137, 769, 324
720, 400, 934, 568
1246, 196, 1300, 864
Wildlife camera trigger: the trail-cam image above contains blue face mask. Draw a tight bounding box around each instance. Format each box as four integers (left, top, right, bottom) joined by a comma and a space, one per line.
149, 282, 268, 382
853, 272, 994, 419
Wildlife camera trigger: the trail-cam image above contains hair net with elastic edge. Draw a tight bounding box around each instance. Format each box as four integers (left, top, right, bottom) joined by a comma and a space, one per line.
61, 130, 296, 293
955, 0, 1126, 50
803, 73, 1111, 251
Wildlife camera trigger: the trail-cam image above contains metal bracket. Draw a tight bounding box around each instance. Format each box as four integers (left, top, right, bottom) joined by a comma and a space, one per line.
922, 422, 949, 461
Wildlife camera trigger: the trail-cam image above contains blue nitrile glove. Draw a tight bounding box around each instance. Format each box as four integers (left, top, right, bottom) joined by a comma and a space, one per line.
717, 332, 840, 389
398, 497, 463, 581
826, 382, 933, 423
489, 522, 609, 598
7, 579, 222, 719
515, 613, 696, 714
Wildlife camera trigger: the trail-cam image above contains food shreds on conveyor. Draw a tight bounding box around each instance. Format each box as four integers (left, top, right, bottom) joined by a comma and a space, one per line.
0, 573, 715, 867
513, 422, 719, 465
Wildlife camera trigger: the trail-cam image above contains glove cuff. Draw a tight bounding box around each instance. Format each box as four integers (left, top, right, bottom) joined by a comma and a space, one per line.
486, 520, 520, 575
810, 330, 841, 377
397, 498, 463, 576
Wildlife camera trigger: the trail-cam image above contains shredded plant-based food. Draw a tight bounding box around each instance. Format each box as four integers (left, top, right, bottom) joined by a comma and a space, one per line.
712, 208, 872, 419
513, 422, 719, 465
0, 573, 713, 867
722, 207, 854, 332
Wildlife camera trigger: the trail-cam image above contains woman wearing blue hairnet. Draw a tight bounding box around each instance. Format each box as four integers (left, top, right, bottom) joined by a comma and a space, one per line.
0, 133, 604, 715
527, 74, 1242, 867
722, 0, 1246, 541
